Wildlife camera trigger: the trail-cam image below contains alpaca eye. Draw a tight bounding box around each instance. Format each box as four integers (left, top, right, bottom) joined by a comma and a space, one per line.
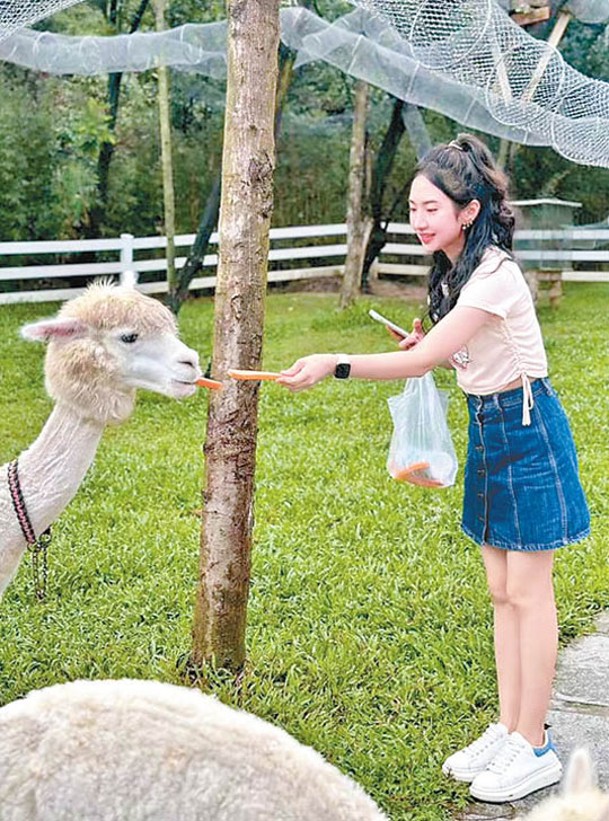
120, 333, 139, 344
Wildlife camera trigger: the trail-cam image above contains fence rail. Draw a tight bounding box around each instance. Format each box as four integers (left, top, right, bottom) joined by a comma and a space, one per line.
1, 223, 608, 304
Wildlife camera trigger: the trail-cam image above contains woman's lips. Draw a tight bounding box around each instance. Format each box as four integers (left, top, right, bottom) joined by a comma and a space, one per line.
419, 234, 434, 244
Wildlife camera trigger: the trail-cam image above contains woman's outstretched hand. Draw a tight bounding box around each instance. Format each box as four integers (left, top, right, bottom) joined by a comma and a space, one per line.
276, 354, 337, 392
389, 317, 424, 350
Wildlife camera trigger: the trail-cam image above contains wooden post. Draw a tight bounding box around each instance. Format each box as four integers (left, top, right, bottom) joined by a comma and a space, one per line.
119, 232, 135, 286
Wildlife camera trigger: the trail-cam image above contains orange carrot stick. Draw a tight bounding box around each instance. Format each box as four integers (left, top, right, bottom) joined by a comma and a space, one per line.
195, 377, 223, 391
228, 369, 280, 381
404, 474, 444, 488
391, 462, 431, 481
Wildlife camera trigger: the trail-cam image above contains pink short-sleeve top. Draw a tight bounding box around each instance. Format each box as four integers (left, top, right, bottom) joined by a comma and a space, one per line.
451, 246, 548, 424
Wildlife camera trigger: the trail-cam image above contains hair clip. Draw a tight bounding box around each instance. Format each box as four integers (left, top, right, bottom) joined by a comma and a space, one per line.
448, 140, 464, 151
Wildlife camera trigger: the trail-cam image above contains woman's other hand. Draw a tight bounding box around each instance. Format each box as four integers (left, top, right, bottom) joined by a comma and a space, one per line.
391, 317, 424, 350
277, 354, 337, 392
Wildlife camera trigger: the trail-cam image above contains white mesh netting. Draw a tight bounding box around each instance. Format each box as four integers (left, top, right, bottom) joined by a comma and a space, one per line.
0, 0, 84, 41
0, 22, 228, 78
0, 2, 608, 167
347, 0, 609, 166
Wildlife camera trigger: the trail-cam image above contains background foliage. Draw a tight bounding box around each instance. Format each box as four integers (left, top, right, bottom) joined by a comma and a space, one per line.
1, 0, 608, 243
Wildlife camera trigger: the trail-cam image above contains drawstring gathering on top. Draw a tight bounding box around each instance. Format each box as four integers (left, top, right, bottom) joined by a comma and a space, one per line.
521, 373, 534, 426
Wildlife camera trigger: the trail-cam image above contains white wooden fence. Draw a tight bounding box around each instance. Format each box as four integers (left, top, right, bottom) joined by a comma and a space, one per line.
0, 223, 608, 305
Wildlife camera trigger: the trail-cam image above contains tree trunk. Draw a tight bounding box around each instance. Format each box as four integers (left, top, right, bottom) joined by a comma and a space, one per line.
340, 79, 369, 310
401, 103, 431, 160
361, 97, 405, 290
87, 0, 150, 239
154, 0, 177, 299
168, 174, 222, 314
191, 0, 280, 672
361, 100, 432, 290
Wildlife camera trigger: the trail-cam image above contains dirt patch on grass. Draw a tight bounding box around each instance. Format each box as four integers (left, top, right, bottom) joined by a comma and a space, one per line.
272, 275, 427, 305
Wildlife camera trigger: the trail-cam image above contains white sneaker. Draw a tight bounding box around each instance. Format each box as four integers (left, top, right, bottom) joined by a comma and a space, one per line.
470, 730, 562, 803
442, 723, 509, 782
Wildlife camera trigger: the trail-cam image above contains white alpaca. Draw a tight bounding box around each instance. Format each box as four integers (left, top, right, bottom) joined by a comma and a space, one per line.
0, 678, 386, 820
519, 748, 609, 821
0, 283, 202, 599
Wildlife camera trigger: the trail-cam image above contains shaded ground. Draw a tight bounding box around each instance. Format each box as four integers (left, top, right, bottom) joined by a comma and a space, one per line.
275, 274, 428, 303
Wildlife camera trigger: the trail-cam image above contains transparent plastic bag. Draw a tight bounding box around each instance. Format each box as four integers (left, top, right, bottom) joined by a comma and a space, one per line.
387, 372, 458, 488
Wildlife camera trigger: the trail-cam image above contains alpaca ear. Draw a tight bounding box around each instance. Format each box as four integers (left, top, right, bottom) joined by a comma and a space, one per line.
20, 317, 88, 342
563, 748, 595, 795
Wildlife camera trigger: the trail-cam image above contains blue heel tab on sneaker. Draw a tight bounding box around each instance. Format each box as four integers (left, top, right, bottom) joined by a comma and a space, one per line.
534, 732, 556, 757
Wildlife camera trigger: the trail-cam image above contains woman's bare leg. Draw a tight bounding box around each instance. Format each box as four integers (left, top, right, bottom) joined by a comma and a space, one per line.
481, 545, 520, 731
506, 549, 557, 746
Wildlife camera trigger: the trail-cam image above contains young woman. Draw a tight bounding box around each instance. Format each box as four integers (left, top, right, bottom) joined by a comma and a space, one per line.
276, 134, 590, 803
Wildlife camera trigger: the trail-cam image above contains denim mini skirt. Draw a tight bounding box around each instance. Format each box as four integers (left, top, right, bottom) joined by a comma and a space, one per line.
462, 378, 590, 551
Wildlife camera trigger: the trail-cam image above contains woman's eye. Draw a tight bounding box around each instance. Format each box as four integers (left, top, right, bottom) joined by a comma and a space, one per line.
120, 333, 139, 344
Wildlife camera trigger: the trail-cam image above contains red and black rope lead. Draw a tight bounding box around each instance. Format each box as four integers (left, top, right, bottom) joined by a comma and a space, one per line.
7, 459, 51, 600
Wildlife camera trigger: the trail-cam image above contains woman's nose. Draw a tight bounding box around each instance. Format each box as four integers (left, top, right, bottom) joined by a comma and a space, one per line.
412, 214, 426, 230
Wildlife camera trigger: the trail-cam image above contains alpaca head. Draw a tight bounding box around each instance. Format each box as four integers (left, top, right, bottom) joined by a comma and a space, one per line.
520, 749, 609, 821
21, 282, 202, 424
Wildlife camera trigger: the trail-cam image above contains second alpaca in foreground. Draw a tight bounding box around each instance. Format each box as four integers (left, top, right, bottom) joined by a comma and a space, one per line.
519, 748, 609, 821
0, 678, 386, 820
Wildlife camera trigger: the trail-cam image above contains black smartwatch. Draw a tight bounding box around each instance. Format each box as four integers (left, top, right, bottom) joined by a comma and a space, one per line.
334, 354, 351, 379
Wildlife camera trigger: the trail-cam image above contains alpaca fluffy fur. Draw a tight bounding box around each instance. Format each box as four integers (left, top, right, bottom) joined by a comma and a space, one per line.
0, 679, 386, 821
40, 281, 180, 425
519, 748, 609, 821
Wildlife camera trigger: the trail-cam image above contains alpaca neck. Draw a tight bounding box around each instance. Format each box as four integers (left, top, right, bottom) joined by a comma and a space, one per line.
17, 403, 105, 536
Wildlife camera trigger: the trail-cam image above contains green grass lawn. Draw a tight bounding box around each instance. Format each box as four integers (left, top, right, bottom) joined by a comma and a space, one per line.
0, 283, 607, 820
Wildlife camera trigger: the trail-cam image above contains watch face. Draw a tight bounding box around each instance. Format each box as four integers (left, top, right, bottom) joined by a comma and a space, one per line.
335, 362, 351, 379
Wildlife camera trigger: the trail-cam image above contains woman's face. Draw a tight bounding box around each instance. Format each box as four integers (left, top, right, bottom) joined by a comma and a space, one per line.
409, 174, 467, 263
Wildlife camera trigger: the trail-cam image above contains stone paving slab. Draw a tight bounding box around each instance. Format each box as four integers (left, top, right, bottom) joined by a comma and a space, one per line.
547, 708, 609, 790
553, 634, 609, 706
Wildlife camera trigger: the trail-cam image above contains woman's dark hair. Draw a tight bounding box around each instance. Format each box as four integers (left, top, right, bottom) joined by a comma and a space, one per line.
414, 133, 515, 325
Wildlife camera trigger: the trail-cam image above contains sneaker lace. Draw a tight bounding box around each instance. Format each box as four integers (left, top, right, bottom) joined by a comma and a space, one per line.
466, 724, 502, 757
487, 735, 523, 774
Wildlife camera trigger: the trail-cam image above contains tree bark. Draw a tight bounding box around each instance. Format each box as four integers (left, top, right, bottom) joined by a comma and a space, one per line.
88, 0, 150, 239
339, 79, 369, 310
361, 97, 405, 290
168, 174, 222, 314
191, 0, 280, 672
154, 0, 177, 299
360, 100, 432, 290
401, 103, 431, 160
